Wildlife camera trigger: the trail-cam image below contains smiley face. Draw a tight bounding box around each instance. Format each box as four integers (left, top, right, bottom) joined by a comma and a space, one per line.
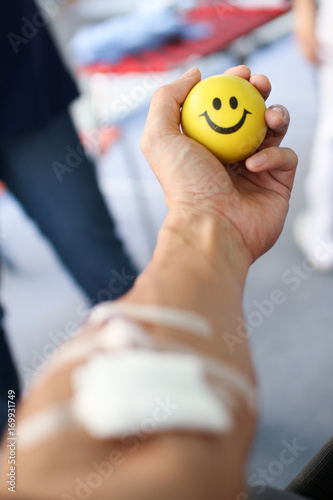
181, 75, 267, 163
200, 98, 251, 135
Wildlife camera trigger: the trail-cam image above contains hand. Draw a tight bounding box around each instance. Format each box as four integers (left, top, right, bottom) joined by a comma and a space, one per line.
141, 65, 298, 263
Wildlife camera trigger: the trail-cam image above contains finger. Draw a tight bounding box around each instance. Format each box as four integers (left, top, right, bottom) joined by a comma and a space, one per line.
223, 64, 251, 80
245, 146, 298, 191
223, 66, 271, 101
249, 73, 271, 101
260, 105, 290, 150
142, 67, 201, 144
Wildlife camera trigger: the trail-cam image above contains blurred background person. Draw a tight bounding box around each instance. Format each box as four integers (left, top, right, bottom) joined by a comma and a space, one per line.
0, 0, 138, 436
293, 0, 333, 271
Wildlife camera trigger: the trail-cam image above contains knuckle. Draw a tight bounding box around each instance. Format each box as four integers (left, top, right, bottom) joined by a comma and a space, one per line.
288, 148, 298, 167
151, 84, 170, 102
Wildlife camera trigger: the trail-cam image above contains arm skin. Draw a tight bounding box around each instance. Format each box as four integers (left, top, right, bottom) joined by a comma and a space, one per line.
118, 65, 297, 498
293, 0, 319, 63
0, 66, 297, 500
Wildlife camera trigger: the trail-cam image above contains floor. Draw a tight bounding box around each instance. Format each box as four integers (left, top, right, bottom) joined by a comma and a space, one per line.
1, 31, 332, 491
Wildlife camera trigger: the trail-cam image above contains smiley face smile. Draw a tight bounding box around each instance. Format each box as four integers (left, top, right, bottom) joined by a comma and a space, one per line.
199, 108, 251, 135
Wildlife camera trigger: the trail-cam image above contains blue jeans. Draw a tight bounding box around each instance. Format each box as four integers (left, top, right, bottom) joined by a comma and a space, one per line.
0, 109, 137, 300
0, 108, 138, 435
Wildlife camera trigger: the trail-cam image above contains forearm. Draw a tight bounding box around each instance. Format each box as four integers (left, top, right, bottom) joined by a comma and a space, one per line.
292, 0, 318, 62
293, 0, 316, 16
121, 208, 255, 381
293, 0, 317, 29
117, 208, 257, 498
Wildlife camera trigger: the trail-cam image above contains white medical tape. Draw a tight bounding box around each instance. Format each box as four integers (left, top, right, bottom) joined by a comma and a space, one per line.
38, 302, 212, 377
70, 318, 257, 439
202, 357, 257, 411
42, 317, 153, 376
71, 349, 234, 438
39, 317, 257, 413
16, 344, 236, 449
17, 306, 257, 448
87, 302, 213, 337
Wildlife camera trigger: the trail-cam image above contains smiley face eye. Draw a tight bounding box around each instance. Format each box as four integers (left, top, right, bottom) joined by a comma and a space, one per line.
229, 96, 238, 109
212, 97, 222, 110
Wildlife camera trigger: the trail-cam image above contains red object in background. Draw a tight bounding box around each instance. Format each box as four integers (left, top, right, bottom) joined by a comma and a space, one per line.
77, 3, 290, 75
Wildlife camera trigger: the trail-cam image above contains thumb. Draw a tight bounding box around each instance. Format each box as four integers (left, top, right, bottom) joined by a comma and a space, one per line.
141, 67, 201, 149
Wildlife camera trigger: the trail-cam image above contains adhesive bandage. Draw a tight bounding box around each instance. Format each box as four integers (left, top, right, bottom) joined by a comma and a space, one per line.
72, 349, 234, 438
17, 303, 257, 448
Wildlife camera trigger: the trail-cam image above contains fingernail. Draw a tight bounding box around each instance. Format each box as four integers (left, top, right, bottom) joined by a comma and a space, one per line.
248, 153, 267, 169
179, 67, 197, 79
270, 105, 287, 121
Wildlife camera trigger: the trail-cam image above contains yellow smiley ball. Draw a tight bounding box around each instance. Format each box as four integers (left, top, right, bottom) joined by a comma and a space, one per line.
181, 74, 267, 163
